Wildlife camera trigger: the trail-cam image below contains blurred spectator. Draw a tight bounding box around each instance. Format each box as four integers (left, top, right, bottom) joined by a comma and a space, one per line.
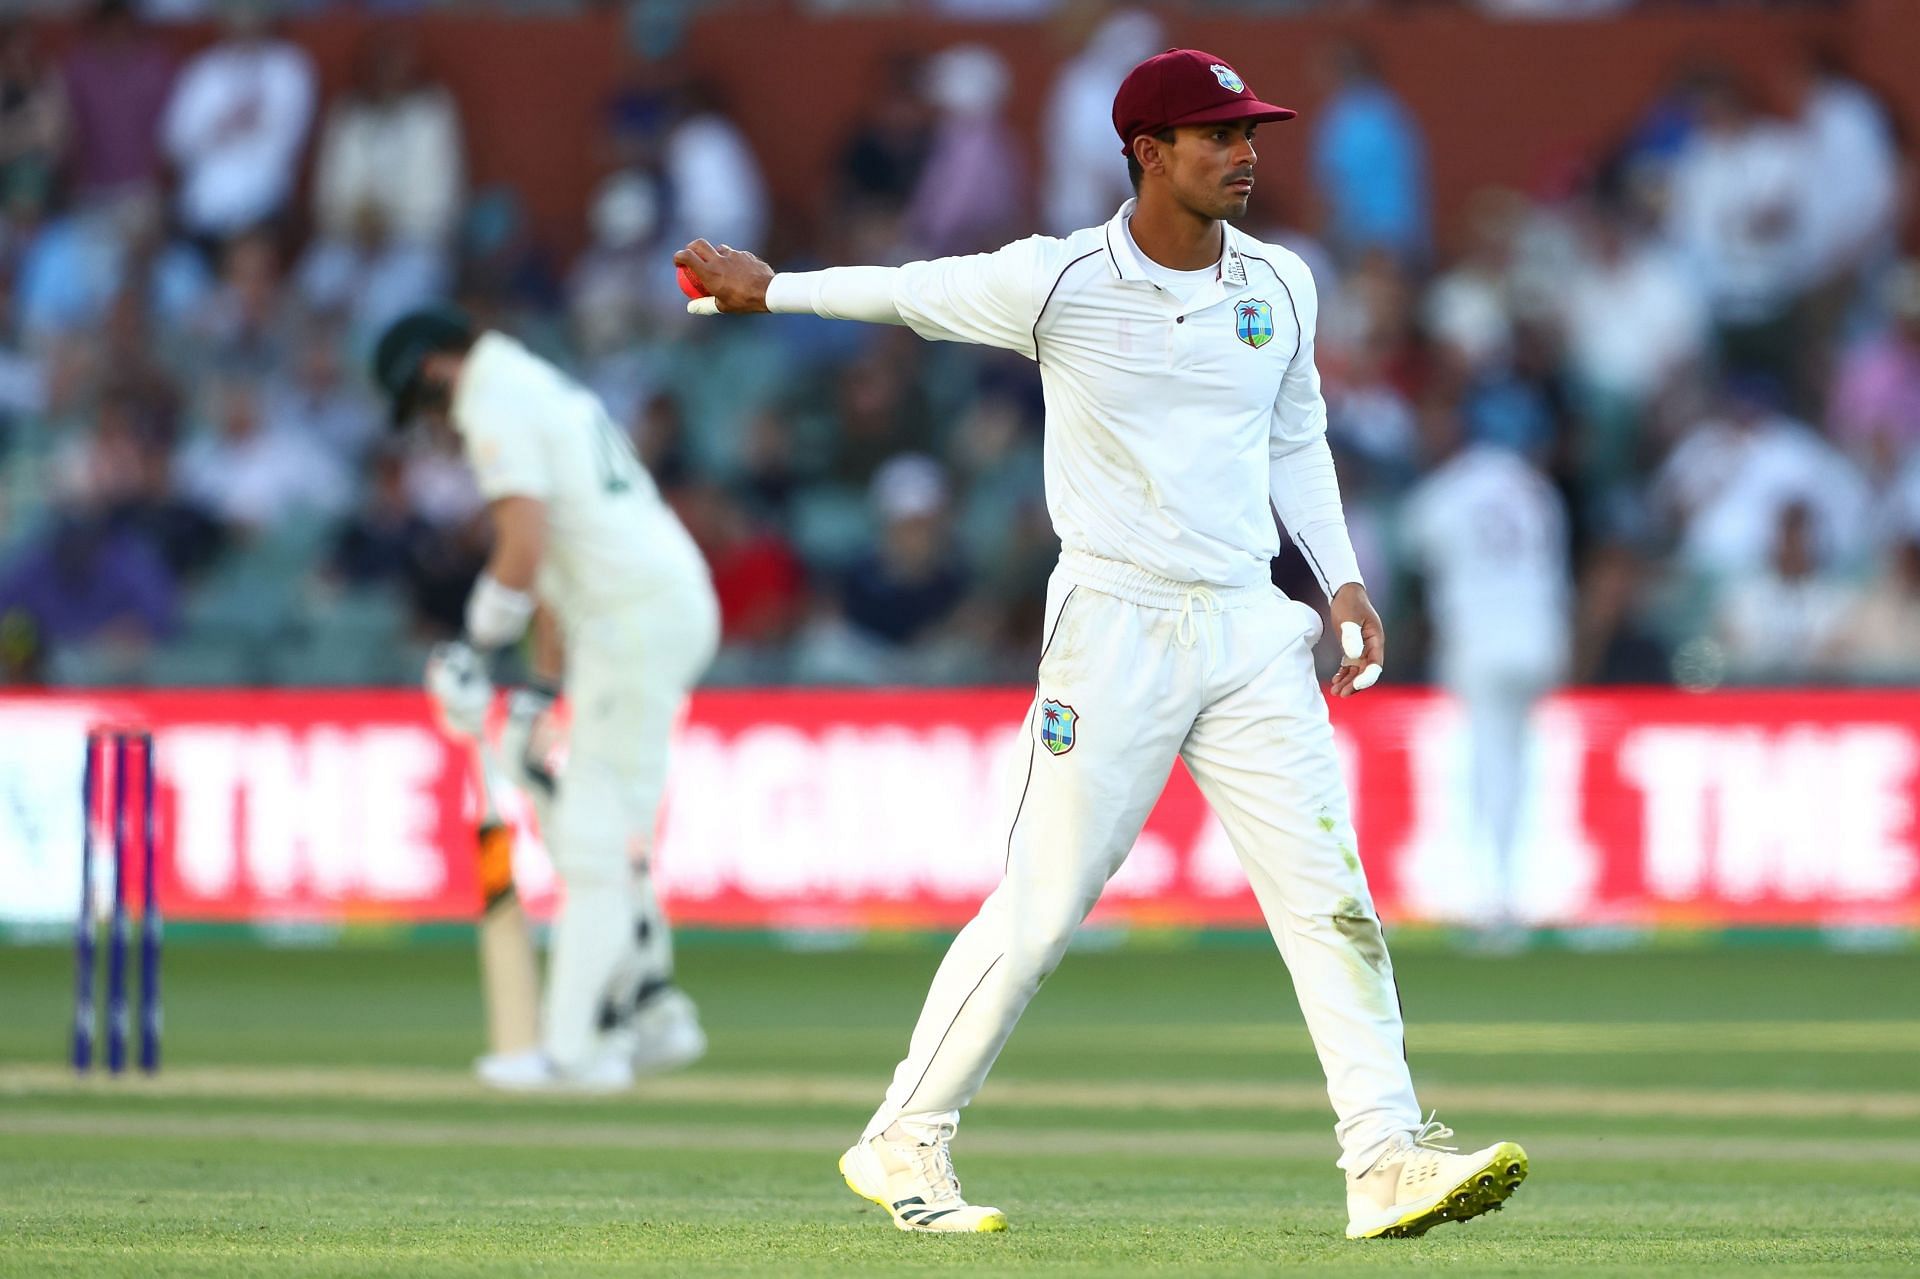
1840, 534, 1920, 684
61, 0, 174, 212
1655, 377, 1871, 578
1715, 502, 1853, 683
661, 80, 767, 254
0, 23, 69, 203
679, 480, 806, 650
737, 407, 800, 519
1663, 71, 1809, 381
186, 229, 293, 373
820, 341, 934, 490
1040, 9, 1161, 235
905, 44, 1024, 257
837, 55, 932, 222
1827, 261, 1920, 477
457, 185, 562, 315
1570, 542, 1670, 685
1325, 334, 1419, 487
312, 30, 463, 253
295, 206, 447, 358
161, 1, 316, 246
264, 322, 381, 467
840, 453, 967, 647
0, 513, 177, 657
1786, 49, 1898, 307
1424, 189, 1521, 376
1561, 195, 1707, 435
175, 375, 349, 533
50, 387, 218, 579
328, 443, 434, 588
300, 28, 460, 351
569, 168, 670, 370
1310, 41, 1429, 266
1617, 60, 1710, 192
632, 389, 692, 494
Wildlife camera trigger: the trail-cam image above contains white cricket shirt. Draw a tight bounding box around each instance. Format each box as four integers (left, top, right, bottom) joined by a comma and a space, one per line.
451, 332, 712, 622
1401, 444, 1570, 679
769, 199, 1362, 595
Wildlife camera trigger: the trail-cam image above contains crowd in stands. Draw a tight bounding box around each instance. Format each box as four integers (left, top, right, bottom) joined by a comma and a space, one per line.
0, 3, 1915, 691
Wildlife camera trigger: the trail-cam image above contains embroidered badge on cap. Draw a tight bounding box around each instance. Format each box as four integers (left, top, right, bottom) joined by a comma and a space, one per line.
1210, 63, 1245, 93
1038, 699, 1078, 756
1235, 298, 1275, 349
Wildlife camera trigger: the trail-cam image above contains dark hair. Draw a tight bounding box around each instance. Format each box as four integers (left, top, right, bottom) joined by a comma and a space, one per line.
1126, 128, 1177, 192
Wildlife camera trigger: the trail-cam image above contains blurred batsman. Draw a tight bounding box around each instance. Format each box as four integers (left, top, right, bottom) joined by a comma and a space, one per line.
677, 50, 1526, 1237
373, 307, 718, 1091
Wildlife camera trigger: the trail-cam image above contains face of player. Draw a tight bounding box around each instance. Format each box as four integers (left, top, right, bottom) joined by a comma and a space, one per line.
1162, 122, 1259, 222
411, 352, 465, 423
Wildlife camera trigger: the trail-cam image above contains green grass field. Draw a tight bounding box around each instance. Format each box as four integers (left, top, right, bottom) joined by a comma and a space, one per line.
2, 939, 1917, 1276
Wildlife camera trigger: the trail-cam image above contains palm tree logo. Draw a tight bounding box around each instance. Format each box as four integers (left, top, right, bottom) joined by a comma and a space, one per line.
1237, 299, 1273, 349
1039, 700, 1078, 756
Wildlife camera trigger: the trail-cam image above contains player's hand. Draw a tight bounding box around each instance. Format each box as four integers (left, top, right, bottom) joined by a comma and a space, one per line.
501, 684, 561, 799
674, 239, 773, 314
1329, 583, 1385, 698
425, 640, 493, 739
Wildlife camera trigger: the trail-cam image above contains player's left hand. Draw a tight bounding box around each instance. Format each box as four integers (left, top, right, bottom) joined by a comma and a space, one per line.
1329, 583, 1385, 698
425, 640, 494, 738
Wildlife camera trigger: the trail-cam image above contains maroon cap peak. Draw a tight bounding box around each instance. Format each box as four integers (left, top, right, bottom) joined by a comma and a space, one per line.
1112, 48, 1296, 157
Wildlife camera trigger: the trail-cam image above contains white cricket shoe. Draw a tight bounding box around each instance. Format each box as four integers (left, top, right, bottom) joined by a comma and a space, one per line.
840, 1123, 1008, 1233
473, 1047, 634, 1094
1346, 1114, 1528, 1239
606, 986, 707, 1076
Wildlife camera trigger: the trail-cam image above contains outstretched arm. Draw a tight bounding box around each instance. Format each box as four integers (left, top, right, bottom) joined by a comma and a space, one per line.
675, 238, 906, 324
676, 235, 1062, 357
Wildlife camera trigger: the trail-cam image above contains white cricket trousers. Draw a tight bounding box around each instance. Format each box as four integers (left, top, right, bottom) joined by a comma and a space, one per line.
862, 551, 1422, 1173
543, 587, 718, 1071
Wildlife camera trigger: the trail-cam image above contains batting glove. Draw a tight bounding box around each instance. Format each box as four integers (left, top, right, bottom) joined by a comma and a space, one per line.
501, 682, 562, 799
424, 639, 493, 739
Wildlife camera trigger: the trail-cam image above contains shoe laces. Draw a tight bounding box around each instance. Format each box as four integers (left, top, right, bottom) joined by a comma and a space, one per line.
1408, 1111, 1458, 1156
906, 1128, 964, 1203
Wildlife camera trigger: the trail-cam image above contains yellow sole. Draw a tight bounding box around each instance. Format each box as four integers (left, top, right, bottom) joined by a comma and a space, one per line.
1355, 1142, 1530, 1240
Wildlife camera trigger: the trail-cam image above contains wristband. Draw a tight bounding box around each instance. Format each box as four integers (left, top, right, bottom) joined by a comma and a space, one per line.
464, 574, 536, 650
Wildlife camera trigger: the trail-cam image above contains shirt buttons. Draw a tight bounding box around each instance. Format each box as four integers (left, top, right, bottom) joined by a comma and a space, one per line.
1175, 316, 1185, 324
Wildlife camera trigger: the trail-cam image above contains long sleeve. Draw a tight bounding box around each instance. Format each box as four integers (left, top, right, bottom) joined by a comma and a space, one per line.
767, 235, 1061, 358
1267, 260, 1362, 598
1271, 433, 1362, 598
766, 266, 906, 324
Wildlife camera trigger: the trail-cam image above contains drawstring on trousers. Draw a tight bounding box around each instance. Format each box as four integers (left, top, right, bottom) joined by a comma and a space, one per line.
1174, 585, 1222, 670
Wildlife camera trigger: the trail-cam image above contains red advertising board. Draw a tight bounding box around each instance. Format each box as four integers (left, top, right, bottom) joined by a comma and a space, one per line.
2, 689, 1916, 930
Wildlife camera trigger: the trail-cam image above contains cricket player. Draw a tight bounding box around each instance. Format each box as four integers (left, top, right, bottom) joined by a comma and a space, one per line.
372, 307, 718, 1091
676, 50, 1528, 1237
1402, 419, 1571, 930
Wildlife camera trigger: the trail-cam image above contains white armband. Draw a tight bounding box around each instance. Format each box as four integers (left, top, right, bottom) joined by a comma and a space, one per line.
765, 268, 906, 324
464, 574, 536, 650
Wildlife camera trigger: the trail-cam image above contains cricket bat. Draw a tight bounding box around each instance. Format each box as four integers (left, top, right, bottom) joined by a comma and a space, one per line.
472, 743, 541, 1056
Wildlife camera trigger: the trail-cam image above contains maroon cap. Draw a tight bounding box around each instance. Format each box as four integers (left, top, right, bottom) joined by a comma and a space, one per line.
1112, 49, 1296, 157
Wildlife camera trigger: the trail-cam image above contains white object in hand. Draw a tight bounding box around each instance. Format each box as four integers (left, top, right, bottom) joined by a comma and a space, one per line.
424, 640, 494, 738
686, 297, 720, 316
1340, 621, 1382, 692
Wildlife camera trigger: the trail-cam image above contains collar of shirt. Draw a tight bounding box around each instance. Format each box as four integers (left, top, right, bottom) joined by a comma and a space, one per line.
1100, 198, 1253, 317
